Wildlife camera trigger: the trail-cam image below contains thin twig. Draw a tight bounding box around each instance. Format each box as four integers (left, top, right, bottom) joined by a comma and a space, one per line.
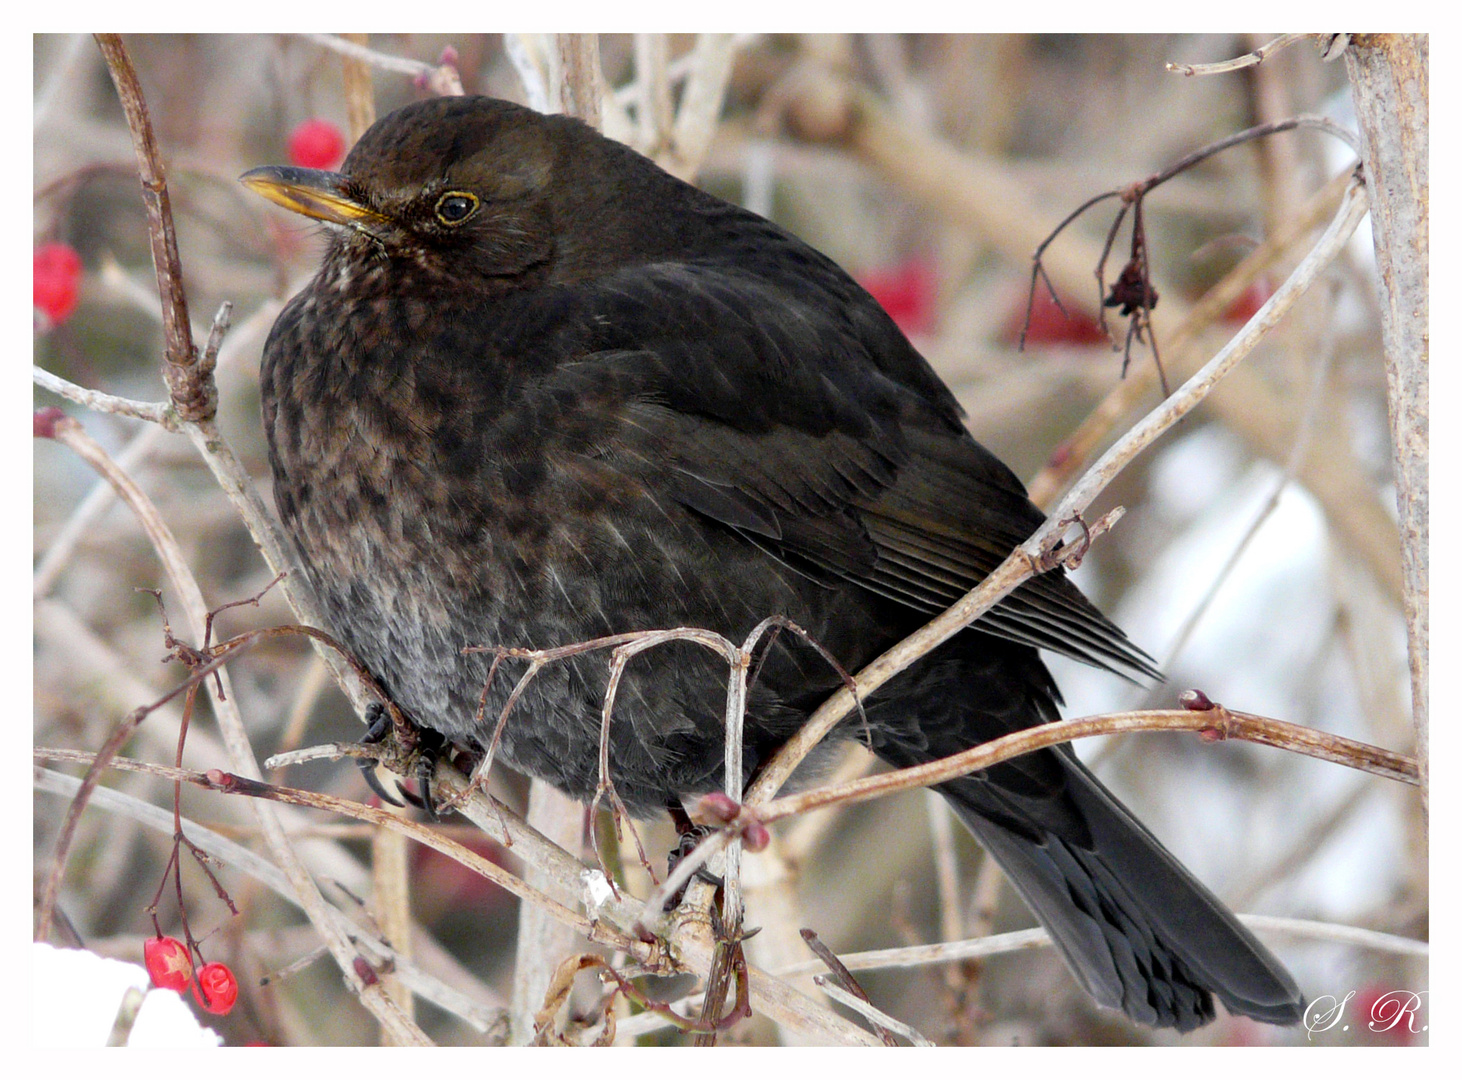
306, 33, 462, 95
775, 913, 1428, 976
1167, 33, 1309, 77
1239, 914, 1429, 957
34, 423, 163, 596
1034, 175, 1367, 559
925, 792, 964, 945
32, 366, 173, 427
814, 979, 935, 1046
801, 928, 898, 1045
37, 415, 428, 1042
1155, 282, 1342, 672
758, 702, 1417, 827
33, 764, 502, 1032
1024, 167, 1353, 507
1026, 117, 1357, 394
196, 769, 642, 955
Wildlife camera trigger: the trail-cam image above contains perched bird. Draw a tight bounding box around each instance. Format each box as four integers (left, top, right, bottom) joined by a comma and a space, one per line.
243, 94, 1304, 1033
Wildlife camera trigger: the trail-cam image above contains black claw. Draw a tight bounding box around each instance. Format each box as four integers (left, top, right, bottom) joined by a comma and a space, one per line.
356, 702, 451, 820
393, 780, 427, 809
359, 703, 407, 805
361, 761, 407, 806
416, 750, 440, 821
665, 818, 725, 908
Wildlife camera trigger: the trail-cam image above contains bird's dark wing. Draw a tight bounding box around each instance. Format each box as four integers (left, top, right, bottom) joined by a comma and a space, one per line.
533, 260, 1157, 681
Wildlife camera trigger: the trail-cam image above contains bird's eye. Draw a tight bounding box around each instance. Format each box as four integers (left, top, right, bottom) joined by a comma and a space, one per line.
434, 191, 479, 225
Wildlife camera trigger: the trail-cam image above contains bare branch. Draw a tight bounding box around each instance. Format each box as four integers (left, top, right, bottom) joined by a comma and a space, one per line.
1344, 34, 1429, 826
1167, 33, 1310, 77
33, 366, 173, 427
748, 121, 1369, 807
92, 35, 210, 423
758, 701, 1417, 826
306, 33, 462, 95
814, 978, 934, 1046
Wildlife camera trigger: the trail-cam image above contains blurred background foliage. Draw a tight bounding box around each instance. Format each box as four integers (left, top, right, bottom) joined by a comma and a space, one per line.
34, 33, 1424, 1046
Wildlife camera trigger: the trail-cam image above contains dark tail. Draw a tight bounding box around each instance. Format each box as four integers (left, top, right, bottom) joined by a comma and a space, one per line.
936, 751, 1304, 1031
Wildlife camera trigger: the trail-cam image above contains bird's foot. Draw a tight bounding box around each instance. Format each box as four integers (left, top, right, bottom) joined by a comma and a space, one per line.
358, 703, 449, 820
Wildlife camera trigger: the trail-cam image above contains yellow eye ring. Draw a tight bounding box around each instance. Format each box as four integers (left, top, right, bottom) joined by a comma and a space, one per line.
434, 191, 479, 225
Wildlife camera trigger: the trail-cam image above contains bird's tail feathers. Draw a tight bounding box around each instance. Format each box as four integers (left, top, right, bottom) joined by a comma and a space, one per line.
939, 755, 1304, 1032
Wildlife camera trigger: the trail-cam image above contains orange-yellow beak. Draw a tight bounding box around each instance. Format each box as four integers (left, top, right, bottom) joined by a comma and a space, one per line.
239, 165, 389, 228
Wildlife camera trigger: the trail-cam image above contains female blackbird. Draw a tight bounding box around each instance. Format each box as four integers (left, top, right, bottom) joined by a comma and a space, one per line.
243, 95, 1303, 1032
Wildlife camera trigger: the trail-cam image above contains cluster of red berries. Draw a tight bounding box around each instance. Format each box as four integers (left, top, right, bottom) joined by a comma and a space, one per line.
143, 935, 238, 1016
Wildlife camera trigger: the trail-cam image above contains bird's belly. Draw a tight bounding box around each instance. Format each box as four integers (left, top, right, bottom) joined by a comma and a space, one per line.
282, 450, 841, 810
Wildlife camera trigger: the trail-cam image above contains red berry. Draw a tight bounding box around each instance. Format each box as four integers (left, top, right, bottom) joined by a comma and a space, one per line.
194, 961, 239, 1015
1004, 286, 1106, 347
287, 118, 347, 171
34, 242, 83, 327
860, 258, 938, 337
1221, 279, 1273, 324
143, 935, 193, 993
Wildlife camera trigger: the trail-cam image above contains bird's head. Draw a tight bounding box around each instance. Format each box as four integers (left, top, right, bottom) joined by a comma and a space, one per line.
241, 96, 608, 287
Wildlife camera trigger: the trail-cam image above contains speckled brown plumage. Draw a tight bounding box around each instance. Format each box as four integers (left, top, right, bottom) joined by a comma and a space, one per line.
246, 95, 1302, 1032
